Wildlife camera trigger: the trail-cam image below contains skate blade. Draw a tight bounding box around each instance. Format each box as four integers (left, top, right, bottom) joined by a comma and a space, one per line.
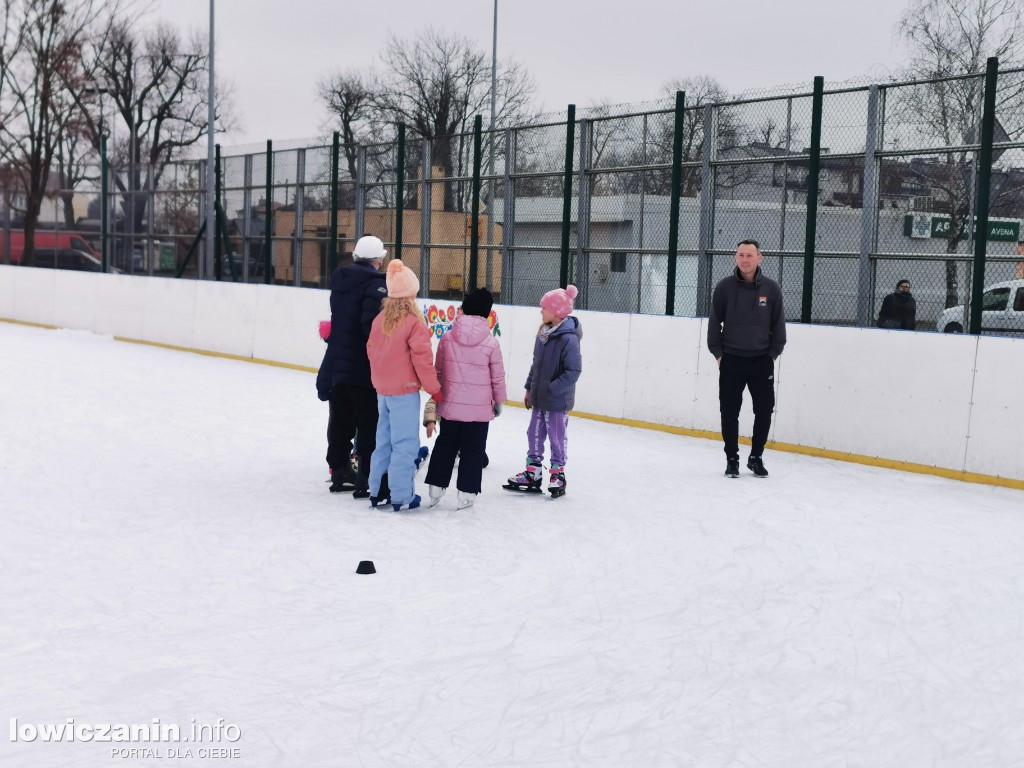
502, 483, 543, 494
548, 488, 566, 499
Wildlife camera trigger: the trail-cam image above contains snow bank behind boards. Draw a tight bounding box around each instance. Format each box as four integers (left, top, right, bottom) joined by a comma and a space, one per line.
1, 264, 1020, 485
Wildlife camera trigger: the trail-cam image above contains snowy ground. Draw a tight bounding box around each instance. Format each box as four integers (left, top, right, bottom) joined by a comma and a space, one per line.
2, 322, 1024, 768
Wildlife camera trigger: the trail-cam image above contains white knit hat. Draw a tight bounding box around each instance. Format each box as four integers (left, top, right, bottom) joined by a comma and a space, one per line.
353, 235, 387, 262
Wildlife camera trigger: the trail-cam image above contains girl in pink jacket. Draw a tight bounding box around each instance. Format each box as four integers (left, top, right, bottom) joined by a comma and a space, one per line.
366, 259, 442, 511
424, 288, 506, 509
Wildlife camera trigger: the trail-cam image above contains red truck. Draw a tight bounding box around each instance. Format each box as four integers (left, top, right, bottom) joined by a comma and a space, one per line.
0, 230, 102, 265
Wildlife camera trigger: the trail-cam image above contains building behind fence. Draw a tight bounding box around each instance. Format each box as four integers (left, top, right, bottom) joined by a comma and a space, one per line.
4, 61, 1024, 335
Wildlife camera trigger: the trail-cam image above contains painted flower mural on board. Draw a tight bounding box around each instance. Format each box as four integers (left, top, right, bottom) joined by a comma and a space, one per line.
423, 304, 501, 339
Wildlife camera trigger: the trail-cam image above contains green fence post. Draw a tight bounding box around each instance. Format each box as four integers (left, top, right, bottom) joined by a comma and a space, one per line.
801, 76, 824, 324
214, 144, 223, 281
470, 114, 483, 290
329, 131, 340, 276
396, 123, 405, 261
970, 56, 999, 336
264, 140, 273, 284
560, 104, 576, 289
666, 90, 686, 316
101, 135, 109, 273
217, 201, 238, 282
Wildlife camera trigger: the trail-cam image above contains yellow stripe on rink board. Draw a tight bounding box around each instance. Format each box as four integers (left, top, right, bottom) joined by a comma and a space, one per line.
112, 336, 319, 373
0, 317, 60, 331
4, 316, 1021, 492
507, 402, 1024, 492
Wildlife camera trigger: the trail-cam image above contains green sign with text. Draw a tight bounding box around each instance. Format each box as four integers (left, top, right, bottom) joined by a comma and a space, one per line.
904, 214, 1020, 242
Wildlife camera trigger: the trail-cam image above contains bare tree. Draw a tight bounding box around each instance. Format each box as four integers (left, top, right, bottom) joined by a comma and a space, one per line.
81, 18, 230, 238
318, 68, 380, 183
897, 0, 1024, 306
614, 76, 737, 197
53, 106, 94, 226
0, 0, 102, 265
373, 27, 536, 212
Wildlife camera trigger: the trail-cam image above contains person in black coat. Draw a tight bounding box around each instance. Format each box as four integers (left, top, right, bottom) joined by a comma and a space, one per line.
316, 235, 389, 494
877, 279, 916, 330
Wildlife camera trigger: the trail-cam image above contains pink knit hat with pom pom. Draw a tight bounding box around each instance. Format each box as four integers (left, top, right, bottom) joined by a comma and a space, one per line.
540, 284, 578, 319
385, 258, 420, 298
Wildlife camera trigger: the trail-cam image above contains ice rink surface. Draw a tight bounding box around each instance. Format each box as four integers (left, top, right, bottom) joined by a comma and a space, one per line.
3, 323, 1023, 767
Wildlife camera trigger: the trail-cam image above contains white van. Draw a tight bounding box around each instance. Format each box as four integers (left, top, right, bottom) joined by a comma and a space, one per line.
938, 279, 1024, 334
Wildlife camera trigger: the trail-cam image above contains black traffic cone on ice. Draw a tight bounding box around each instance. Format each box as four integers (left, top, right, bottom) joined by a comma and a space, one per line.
356, 560, 376, 574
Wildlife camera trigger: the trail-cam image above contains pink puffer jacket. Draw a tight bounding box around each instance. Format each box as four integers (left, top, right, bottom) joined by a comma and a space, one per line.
435, 314, 506, 422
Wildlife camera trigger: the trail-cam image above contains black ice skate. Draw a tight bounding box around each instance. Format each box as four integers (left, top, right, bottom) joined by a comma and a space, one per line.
725, 458, 740, 478
329, 466, 359, 493
547, 466, 566, 499
503, 463, 543, 494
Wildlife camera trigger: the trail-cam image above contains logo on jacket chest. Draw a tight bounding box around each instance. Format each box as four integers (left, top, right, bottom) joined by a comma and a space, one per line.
758, 296, 767, 307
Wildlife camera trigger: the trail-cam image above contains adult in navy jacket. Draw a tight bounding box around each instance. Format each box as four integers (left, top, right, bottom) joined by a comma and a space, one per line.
316, 235, 389, 494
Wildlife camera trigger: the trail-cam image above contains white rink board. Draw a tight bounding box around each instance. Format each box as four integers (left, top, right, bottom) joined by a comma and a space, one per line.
11, 266, 55, 326
141, 277, 198, 349
252, 283, 324, 368
774, 324, 976, 470
93, 274, 147, 340
192, 280, 260, 359
572, 309, 630, 418
1, 267, 1022, 484
498, 304, 544, 402
0, 265, 14, 319
52, 270, 99, 331
965, 335, 1024, 480
623, 314, 704, 428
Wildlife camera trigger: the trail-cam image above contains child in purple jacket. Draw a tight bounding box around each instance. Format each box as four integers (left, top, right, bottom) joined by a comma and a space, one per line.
424, 288, 507, 509
503, 284, 583, 498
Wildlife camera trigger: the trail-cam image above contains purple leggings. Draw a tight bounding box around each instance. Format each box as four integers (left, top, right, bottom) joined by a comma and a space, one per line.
527, 409, 569, 467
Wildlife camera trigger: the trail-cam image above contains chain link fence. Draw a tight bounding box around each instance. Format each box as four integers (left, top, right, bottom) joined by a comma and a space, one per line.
5, 64, 1024, 336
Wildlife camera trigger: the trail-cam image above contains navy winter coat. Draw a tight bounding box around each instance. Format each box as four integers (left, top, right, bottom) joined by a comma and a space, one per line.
525, 316, 583, 412
316, 262, 388, 400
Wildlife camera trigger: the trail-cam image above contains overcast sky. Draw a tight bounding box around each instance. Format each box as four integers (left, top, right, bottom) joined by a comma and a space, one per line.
149, 0, 911, 149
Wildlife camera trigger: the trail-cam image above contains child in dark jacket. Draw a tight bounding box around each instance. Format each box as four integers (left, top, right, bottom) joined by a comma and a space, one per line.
504, 284, 582, 497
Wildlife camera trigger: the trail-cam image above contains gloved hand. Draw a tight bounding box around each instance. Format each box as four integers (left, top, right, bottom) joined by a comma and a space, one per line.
426, 421, 436, 438
432, 390, 444, 403
319, 320, 331, 342
492, 402, 503, 417
523, 390, 532, 409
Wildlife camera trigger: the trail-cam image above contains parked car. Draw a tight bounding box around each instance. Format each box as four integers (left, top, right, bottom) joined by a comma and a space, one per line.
32, 247, 121, 273
0, 230, 102, 264
938, 279, 1024, 334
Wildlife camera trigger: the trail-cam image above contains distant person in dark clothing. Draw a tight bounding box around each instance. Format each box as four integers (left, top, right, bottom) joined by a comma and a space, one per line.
707, 239, 787, 480
877, 279, 916, 330
316, 235, 390, 496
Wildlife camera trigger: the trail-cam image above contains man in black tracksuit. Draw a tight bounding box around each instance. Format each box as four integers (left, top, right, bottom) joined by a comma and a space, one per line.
707, 240, 787, 478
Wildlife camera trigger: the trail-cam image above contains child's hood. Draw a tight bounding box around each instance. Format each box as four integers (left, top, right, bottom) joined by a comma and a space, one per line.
451, 314, 493, 346
549, 315, 582, 340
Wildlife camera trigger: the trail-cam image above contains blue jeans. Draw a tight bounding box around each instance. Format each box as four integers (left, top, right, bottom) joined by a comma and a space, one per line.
369, 392, 422, 504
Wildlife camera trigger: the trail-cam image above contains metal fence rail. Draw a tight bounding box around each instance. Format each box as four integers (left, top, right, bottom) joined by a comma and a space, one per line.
4, 60, 1024, 336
